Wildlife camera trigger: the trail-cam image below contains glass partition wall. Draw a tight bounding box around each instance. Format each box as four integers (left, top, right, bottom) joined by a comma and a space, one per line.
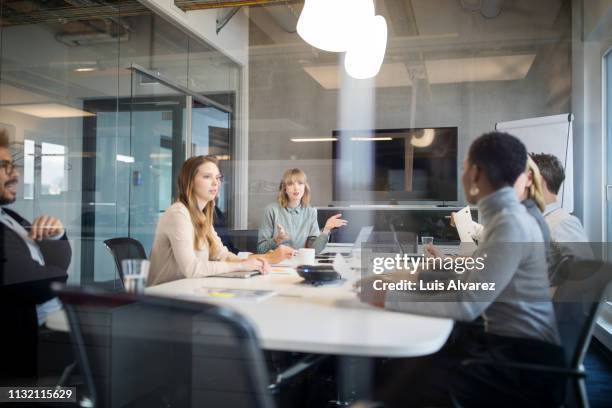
0, 0, 591, 279
0, 3, 240, 284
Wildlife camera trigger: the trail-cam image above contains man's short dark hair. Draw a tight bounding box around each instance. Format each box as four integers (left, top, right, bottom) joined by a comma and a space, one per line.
0, 129, 9, 149
468, 131, 527, 189
530, 153, 565, 195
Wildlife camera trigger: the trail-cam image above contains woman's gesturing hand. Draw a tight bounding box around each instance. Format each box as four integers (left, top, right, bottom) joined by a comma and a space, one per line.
274, 223, 290, 245
322, 214, 348, 234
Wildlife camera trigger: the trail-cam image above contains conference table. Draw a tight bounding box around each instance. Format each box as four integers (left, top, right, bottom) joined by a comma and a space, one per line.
46, 254, 454, 402
153, 263, 454, 401
145, 264, 453, 357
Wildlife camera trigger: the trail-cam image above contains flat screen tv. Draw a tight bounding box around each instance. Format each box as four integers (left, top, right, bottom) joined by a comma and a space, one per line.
332, 127, 458, 202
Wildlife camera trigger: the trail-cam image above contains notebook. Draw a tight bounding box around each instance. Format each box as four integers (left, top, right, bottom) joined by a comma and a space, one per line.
195, 287, 276, 302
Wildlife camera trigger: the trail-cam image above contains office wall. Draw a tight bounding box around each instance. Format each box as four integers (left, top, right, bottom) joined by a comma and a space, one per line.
247, 2, 572, 228
573, 0, 612, 241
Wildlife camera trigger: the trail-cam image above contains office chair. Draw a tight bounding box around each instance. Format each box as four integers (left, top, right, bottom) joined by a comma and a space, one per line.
53, 284, 326, 408
457, 260, 612, 408
103, 237, 147, 288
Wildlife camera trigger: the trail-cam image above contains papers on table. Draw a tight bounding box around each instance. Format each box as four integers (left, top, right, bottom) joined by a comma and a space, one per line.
273, 258, 296, 267
195, 287, 276, 302
270, 267, 294, 275
454, 205, 478, 243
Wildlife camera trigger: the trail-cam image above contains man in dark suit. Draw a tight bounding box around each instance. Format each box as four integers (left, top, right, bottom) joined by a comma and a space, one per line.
0, 130, 71, 384
214, 205, 240, 255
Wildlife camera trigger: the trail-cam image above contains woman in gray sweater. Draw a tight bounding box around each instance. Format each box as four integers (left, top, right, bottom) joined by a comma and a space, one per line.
257, 168, 347, 254
364, 132, 564, 407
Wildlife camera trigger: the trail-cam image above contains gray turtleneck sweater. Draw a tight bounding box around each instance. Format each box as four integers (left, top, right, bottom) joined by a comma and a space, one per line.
384, 187, 560, 345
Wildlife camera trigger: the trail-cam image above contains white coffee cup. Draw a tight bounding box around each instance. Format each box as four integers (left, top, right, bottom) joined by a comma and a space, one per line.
297, 248, 316, 265
237, 251, 252, 260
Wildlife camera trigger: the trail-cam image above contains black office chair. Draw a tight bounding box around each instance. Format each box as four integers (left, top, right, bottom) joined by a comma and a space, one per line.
103, 237, 147, 288
54, 284, 275, 408
222, 229, 260, 253
53, 285, 328, 408
458, 260, 612, 408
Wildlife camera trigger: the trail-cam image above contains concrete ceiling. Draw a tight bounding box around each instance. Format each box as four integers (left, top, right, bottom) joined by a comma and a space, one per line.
0, 0, 570, 105
248, 0, 569, 88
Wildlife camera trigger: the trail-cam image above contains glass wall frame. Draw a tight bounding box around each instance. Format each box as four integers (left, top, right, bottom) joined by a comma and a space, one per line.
0, 1, 241, 285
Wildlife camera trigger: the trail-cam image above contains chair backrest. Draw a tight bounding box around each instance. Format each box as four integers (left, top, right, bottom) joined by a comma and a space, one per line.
224, 230, 259, 253
54, 285, 274, 408
103, 237, 147, 286
553, 260, 612, 368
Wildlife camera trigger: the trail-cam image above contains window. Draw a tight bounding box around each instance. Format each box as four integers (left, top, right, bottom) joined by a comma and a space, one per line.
597, 48, 612, 350
41, 142, 67, 196
23, 139, 35, 200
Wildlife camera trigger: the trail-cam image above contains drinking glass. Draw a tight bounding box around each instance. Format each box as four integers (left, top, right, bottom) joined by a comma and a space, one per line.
121, 259, 150, 293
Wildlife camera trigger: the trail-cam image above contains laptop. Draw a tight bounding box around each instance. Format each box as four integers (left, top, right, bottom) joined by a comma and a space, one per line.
364, 225, 418, 255
320, 226, 374, 255
209, 271, 261, 279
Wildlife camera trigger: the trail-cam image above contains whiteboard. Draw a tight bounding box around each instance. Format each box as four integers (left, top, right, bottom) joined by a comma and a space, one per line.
496, 114, 573, 213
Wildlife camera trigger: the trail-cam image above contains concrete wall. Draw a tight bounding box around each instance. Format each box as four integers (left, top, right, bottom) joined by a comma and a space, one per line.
247, 21, 572, 228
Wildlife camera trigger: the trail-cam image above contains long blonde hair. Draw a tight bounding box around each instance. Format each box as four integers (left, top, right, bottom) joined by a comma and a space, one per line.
177, 155, 218, 253
277, 168, 311, 208
526, 156, 546, 212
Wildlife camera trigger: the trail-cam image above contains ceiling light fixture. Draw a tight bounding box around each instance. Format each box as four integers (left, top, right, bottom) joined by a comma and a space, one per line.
116, 154, 135, 163
297, 0, 387, 80
344, 15, 388, 79
74, 67, 97, 72
411, 129, 435, 148
351, 137, 393, 141
3, 103, 95, 118
291, 137, 338, 143
297, 0, 373, 53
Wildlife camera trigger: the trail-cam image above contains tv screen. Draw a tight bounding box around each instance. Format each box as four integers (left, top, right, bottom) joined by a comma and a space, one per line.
332, 128, 458, 202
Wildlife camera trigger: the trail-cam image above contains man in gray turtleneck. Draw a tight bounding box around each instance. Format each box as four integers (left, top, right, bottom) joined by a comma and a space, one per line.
383, 186, 558, 344
364, 132, 563, 407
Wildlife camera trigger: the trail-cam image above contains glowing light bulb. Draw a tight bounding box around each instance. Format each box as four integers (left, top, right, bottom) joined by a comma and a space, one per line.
297, 0, 374, 53
344, 15, 387, 79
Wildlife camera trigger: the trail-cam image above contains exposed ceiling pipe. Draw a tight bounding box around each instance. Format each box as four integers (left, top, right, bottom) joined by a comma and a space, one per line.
217, 7, 242, 33
480, 0, 504, 18
55, 31, 129, 46
459, 0, 504, 19
264, 2, 300, 33
63, 0, 132, 33
0, 2, 146, 26
174, 0, 290, 11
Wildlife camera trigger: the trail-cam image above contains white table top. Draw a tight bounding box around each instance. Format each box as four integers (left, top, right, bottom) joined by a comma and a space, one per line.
143, 266, 453, 357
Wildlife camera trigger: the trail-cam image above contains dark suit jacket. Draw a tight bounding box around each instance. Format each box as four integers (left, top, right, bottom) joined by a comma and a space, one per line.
0, 208, 71, 383
214, 206, 240, 255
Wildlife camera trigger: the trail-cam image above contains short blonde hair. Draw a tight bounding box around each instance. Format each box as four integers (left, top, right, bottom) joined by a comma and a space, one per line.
526, 156, 546, 212
277, 168, 311, 208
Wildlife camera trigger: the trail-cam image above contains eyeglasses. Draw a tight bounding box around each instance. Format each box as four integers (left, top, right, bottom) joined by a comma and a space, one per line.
0, 160, 21, 175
